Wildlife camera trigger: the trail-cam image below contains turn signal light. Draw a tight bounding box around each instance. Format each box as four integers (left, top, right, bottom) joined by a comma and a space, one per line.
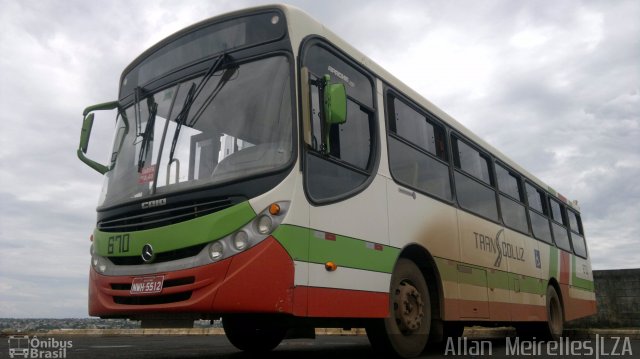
269, 203, 281, 215
325, 261, 338, 272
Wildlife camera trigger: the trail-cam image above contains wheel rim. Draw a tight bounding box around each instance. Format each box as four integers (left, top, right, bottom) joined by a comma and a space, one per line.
393, 279, 424, 334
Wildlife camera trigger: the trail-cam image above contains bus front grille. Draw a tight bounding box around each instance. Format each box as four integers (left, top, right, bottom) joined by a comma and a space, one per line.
113, 291, 192, 305
108, 243, 207, 266
97, 197, 235, 232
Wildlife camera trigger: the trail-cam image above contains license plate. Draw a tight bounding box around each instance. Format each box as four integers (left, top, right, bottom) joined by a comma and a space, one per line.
130, 275, 164, 295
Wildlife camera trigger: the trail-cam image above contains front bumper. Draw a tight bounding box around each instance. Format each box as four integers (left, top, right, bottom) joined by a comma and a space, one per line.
89, 236, 294, 318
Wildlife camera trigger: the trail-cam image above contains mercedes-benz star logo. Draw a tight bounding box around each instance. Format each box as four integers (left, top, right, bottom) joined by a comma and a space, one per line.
141, 244, 155, 263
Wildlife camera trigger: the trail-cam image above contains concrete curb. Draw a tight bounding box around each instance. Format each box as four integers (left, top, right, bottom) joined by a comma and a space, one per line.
33, 328, 367, 336
4, 327, 638, 339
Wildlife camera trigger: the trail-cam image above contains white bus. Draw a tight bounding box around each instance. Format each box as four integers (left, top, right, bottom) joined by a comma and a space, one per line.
78, 4, 596, 358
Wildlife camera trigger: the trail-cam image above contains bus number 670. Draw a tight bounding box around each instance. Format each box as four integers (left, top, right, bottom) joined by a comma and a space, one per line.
107, 234, 130, 254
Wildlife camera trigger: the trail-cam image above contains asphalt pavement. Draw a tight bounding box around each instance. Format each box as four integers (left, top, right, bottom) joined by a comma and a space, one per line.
2, 334, 639, 358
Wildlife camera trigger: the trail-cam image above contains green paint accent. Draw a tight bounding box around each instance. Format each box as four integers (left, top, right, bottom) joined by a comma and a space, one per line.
571, 255, 595, 292
94, 201, 256, 256
272, 225, 310, 261
308, 231, 400, 273
489, 270, 510, 290
509, 273, 544, 295
435, 257, 546, 296
549, 246, 558, 279
434, 257, 458, 282
456, 265, 488, 287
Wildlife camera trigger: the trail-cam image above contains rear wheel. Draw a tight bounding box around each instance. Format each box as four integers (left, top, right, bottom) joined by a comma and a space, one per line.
515, 285, 564, 340
366, 258, 430, 358
545, 285, 564, 340
222, 315, 287, 352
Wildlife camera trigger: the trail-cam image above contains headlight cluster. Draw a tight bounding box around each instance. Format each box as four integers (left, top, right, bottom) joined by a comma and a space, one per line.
207, 201, 289, 262
90, 243, 109, 273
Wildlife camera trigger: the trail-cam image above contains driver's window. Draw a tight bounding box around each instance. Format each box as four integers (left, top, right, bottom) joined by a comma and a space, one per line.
303, 43, 376, 202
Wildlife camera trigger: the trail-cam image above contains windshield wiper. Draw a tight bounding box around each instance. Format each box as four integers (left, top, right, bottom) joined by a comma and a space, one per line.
168, 52, 228, 163
136, 95, 158, 172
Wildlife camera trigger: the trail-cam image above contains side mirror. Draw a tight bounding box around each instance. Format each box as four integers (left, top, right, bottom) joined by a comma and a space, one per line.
77, 101, 119, 174
323, 82, 347, 126
79, 113, 94, 153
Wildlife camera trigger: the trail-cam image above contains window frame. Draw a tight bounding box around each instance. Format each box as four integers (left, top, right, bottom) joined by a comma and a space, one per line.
495, 161, 530, 235
523, 180, 554, 244
299, 36, 380, 205
384, 88, 454, 203
450, 133, 500, 223
548, 197, 574, 253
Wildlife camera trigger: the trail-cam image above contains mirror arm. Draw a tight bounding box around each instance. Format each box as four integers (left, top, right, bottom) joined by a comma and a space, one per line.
310, 76, 331, 155
82, 101, 119, 116
78, 101, 119, 174
77, 149, 109, 174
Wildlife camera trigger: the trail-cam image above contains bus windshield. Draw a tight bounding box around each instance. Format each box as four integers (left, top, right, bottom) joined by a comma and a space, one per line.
98, 55, 293, 208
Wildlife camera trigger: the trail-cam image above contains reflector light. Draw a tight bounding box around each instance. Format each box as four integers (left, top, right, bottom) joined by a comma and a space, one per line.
325, 261, 338, 271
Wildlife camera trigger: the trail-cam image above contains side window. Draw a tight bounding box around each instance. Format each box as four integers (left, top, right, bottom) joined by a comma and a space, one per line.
526, 182, 546, 214
568, 209, 588, 258
549, 198, 572, 252
304, 44, 376, 202
549, 199, 565, 224
567, 210, 582, 234
388, 97, 446, 160
452, 136, 498, 221
525, 182, 553, 243
387, 93, 452, 201
453, 138, 492, 185
496, 164, 520, 200
496, 163, 528, 234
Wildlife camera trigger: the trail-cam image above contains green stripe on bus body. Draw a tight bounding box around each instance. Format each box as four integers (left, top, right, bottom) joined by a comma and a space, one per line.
309, 232, 400, 273
93, 201, 256, 256
271, 225, 310, 261
434, 257, 545, 296
549, 246, 559, 279
273, 225, 400, 273
572, 255, 595, 292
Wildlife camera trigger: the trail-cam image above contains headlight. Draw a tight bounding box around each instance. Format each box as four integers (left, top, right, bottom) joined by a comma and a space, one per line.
92, 256, 108, 273
233, 231, 249, 251
209, 241, 224, 261
204, 201, 289, 264
256, 215, 273, 234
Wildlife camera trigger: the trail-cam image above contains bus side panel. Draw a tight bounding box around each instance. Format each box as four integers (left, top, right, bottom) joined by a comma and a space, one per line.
386, 180, 460, 319
502, 229, 546, 321
566, 254, 597, 320
456, 210, 503, 319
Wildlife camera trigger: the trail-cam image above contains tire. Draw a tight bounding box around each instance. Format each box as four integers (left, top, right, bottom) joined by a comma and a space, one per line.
544, 285, 564, 340
515, 285, 564, 340
442, 322, 464, 340
222, 315, 287, 352
429, 321, 464, 344
366, 258, 431, 358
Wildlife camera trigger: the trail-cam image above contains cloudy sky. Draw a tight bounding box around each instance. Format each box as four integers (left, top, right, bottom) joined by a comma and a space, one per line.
0, 0, 638, 318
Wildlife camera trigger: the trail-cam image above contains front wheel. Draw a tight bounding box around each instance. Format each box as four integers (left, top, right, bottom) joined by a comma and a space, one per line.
366, 258, 431, 358
222, 315, 287, 352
